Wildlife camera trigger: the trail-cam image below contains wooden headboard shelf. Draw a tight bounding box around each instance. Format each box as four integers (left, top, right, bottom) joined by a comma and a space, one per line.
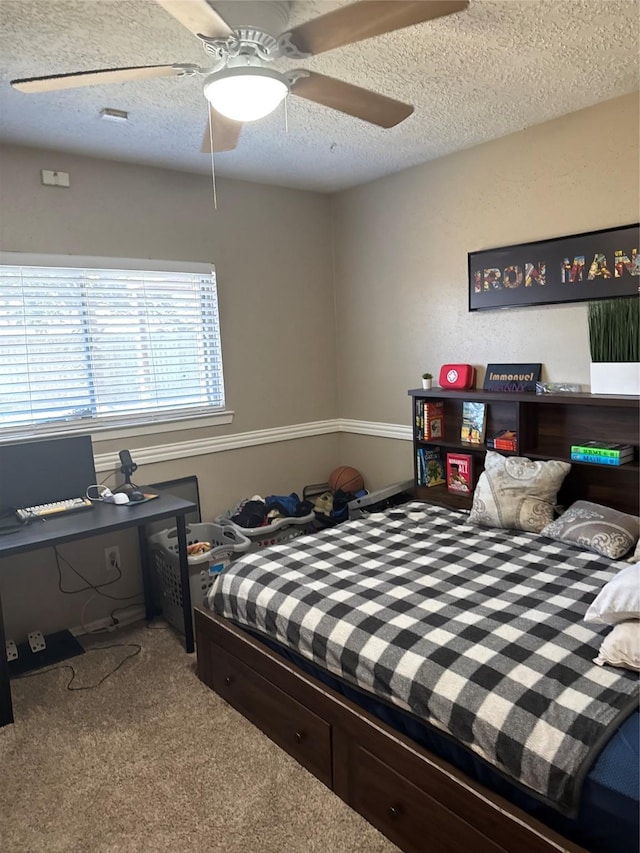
409, 389, 639, 516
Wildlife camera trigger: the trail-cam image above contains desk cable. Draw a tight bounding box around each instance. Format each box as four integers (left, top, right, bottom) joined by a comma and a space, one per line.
14, 642, 142, 691
54, 544, 143, 634
54, 545, 139, 600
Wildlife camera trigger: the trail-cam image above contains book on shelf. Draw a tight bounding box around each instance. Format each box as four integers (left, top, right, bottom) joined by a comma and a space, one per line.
570, 452, 632, 466
423, 401, 444, 440
486, 429, 517, 452
446, 453, 474, 494
570, 441, 633, 459
460, 401, 487, 444
417, 447, 446, 487
415, 398, 424, 439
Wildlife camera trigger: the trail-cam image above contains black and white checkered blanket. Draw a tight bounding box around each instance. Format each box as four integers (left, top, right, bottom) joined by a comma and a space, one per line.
212, 502, 639, 814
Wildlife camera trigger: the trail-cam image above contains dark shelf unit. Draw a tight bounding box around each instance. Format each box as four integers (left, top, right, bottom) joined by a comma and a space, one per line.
408, 388, 639, 515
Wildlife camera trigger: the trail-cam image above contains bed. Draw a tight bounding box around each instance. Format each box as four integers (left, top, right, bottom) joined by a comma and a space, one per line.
195, 501, 639, 853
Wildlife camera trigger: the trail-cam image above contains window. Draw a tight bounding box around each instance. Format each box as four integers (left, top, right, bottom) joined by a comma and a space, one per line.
0, 254, 226, 437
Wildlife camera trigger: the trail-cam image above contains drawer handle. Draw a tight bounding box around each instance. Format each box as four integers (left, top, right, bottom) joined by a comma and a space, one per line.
224, 675, 233, 687
294, 730, 305, 744
388, 805, 401, 820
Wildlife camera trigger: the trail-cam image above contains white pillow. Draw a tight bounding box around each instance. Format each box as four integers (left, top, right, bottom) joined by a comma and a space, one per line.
585, 563, 640, 625
594, 621, 640, 671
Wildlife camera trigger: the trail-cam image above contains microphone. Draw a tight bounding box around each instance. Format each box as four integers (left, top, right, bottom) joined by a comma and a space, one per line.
119, 449, 137, 476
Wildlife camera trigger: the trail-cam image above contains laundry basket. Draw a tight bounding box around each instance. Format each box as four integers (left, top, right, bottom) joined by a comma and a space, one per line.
219, 512, 315, 552
148, 522, 250, 634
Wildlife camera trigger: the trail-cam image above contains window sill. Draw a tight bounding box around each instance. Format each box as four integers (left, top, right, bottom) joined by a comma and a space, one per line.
0, 411, 235, 446
91, 411, 235, 444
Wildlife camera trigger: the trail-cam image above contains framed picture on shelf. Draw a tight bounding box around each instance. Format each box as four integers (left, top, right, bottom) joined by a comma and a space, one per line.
483, 363, 541, 392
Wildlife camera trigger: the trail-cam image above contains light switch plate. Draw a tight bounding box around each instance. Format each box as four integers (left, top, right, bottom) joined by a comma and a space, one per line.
41, 169, 70, 187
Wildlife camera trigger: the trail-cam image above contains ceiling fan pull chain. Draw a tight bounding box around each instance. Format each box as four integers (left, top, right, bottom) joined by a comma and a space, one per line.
207, 111, 218, 211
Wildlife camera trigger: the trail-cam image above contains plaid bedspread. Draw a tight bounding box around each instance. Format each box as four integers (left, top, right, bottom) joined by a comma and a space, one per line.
212, 502, 639, 814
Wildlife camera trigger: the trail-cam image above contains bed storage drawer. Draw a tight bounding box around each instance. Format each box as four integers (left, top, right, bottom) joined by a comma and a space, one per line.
348, 745, 507, 853
212, 644, 332, 787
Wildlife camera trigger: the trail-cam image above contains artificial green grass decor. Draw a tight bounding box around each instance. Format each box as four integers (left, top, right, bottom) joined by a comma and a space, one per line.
588, 298, 639, 363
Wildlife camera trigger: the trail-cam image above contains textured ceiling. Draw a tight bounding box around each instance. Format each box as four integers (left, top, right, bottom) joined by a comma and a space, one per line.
0, 0, 638, 192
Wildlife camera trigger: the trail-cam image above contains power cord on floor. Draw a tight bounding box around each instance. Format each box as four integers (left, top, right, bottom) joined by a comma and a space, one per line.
14, 642, 142, 690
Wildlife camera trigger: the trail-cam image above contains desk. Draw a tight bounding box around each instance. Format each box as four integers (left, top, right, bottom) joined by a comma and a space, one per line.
0, 492, 196, 726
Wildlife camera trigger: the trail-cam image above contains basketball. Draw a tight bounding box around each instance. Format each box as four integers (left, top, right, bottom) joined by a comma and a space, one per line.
329, 466, 364, 495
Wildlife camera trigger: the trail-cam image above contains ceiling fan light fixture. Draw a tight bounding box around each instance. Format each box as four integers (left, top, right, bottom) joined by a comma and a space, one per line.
203, 67, 289, 122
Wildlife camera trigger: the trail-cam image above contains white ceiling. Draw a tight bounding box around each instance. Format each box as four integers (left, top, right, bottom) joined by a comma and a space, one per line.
0, 0, 638, 193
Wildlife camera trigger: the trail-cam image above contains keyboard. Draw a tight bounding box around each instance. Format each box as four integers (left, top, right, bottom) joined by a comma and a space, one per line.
16, 496, 94, 522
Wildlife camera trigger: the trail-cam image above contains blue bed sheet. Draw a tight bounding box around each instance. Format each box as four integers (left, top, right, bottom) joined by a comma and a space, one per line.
257, 632, 639, 853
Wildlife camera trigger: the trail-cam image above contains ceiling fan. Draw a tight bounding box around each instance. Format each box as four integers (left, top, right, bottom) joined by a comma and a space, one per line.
10, 0, 469, 154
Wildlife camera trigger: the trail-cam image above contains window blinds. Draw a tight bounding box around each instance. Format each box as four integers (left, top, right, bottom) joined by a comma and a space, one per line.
0, 260, 225, 435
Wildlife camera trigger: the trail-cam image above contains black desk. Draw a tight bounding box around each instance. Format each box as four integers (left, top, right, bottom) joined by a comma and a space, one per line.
0, 492, 196, 726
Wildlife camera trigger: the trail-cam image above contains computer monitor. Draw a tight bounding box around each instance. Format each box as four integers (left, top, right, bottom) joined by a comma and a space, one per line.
0, 435, 96, 510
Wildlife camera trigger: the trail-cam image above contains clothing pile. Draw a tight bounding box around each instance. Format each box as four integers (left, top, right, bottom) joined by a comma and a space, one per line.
309, 488, 358, 528
225, 493, 314, 529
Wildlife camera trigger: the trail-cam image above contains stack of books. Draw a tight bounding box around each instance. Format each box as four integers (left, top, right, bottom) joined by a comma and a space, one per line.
486, 429, 517, 452
570, 441, 634, 466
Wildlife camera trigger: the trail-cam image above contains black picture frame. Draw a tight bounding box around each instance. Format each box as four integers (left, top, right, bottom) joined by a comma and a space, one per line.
483, 363, 541, 392
468, 223, 639, 312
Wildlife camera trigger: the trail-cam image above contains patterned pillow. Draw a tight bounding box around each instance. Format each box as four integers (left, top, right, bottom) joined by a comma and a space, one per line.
469, 452, 571, 533
541, 501, 639, 560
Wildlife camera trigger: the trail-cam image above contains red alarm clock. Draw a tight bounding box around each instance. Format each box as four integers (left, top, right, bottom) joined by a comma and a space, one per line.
439, 364, 476, 390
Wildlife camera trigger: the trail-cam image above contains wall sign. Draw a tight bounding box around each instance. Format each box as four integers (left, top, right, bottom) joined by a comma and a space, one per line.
483, 363, 541, 392
468, 223, 639, 312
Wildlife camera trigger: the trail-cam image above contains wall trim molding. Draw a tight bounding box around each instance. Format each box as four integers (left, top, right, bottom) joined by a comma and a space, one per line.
94, 418, 411, 472
336, 418, 412, 442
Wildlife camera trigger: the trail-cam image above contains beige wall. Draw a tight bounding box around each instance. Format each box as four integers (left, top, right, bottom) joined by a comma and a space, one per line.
0, 144, 338, 638
333, 93, 640, 486
1, 93, 638, 638
0, 144, 338, 436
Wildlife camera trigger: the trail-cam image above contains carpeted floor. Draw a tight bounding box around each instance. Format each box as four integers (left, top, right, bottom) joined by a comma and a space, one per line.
0, 621, 399, 853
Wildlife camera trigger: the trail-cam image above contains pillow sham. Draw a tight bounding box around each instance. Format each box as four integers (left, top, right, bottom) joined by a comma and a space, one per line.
541, 500, 639, 560
469, 451, 570, 533
585, 562, 640, 625
594, 621, 640, 671
629, 538, 640, 563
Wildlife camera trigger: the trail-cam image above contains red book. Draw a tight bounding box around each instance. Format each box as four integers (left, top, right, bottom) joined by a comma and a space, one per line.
446, 453, 474, 494
423, 401, 444, 440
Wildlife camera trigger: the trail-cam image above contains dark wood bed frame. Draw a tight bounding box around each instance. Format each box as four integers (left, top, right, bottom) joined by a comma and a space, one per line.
195, 608, 587, 853
195, 392, 638, 852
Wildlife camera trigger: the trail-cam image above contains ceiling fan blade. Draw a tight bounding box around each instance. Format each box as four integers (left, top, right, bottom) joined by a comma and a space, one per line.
284, 0, 468, 56
11, 65, 184, 93
290, 71, 413, 129
155, 0, 233, 39
201, 107, 243, 153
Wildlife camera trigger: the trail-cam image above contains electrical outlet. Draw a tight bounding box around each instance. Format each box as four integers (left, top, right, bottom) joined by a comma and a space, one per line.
104, 545, 121, 574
